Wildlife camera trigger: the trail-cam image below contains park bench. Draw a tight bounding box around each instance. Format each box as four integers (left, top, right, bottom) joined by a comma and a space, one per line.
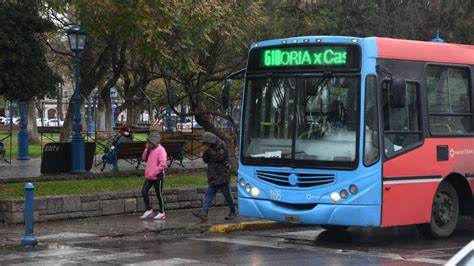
100, 141, 146, 171
100, 139, 187, 171
161, 140, 186, 168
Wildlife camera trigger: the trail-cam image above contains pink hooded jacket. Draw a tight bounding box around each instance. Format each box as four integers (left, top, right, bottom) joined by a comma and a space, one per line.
141, 144, 167, 180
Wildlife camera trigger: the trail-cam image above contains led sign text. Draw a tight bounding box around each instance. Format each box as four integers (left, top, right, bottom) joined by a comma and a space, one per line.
262, 48, 347, 67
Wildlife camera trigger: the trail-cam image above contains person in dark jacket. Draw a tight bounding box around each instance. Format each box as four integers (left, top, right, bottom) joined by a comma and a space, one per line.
102, 124, 133, 171
112, 124, 133, 146
192, 132, 236, 221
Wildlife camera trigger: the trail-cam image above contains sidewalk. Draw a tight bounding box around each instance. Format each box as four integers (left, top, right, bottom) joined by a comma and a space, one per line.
0, 156, 207, 183
0, 207, 268, 247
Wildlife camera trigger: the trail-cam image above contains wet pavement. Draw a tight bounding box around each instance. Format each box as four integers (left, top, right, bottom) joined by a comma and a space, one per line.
0, 207, 255, 247
1, 214, 472, 265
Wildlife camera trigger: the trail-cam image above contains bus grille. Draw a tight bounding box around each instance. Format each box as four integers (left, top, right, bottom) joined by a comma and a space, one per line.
255, 170, 335, 188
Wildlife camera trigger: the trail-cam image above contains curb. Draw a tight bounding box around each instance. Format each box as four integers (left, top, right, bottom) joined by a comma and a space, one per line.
208, 221, 290, 233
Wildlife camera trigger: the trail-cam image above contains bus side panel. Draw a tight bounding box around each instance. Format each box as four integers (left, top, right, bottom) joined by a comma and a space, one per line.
381, 182, 438, 226
381, 138, 474, 227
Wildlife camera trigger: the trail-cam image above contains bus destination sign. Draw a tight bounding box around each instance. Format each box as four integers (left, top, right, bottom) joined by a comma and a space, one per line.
262, 47, 347, 67
248, 44, 360, 72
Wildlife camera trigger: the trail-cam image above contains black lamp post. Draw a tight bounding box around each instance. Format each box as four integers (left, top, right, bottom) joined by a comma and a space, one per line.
66, 23, 87, 173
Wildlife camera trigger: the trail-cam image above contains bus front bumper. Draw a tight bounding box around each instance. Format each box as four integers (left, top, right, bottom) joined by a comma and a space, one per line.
238, 197, 381, 226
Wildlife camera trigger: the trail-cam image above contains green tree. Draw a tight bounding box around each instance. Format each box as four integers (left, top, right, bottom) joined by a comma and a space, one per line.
45, 0, 179, 140
0, 1, 61, 101
152, 2, 264, 137
260, 0, 472, 44
44, 0, 472, 145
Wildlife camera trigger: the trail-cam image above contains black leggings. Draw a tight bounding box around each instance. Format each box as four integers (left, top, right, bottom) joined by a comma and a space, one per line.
141, 175, 165, 213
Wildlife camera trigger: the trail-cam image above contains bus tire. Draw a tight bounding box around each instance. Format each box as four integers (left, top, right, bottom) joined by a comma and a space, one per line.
416, 181, 459, 239
321, 225, 349, 231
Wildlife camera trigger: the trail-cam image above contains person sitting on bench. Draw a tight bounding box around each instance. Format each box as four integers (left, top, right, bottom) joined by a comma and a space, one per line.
103, 124, 133, 171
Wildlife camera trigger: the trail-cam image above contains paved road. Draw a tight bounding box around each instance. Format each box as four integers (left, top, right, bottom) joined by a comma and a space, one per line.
1, 212, 472, 265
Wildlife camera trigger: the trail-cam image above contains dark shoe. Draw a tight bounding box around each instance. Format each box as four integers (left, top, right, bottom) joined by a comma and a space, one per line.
225, 212, 237, 220
192, 210, 208, 221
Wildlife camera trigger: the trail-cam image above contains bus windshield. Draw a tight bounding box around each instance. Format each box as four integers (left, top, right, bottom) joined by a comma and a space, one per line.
241, 74, 360, 169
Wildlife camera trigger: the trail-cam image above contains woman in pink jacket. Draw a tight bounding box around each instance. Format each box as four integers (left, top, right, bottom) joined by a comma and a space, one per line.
139, 131, 167, 220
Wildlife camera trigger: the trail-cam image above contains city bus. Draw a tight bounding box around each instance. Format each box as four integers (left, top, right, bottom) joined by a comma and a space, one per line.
236, 36, 474, 238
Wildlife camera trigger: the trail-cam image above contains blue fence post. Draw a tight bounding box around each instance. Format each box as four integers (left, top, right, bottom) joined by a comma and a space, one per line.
17, 99, 29, 160
110, 87, 117, 129
21, 183, 37, 247
87, 96, 93, 137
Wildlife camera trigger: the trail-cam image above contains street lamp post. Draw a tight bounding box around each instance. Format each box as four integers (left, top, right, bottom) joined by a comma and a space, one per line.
91, 88, 98, 137
17, 98, 29, 160
110, 87, 117, 129
431, 30, 446, 43
66, 23, 87, 173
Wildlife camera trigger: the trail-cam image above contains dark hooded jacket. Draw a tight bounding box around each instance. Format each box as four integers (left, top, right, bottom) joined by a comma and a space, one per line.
202, 139, 230, 186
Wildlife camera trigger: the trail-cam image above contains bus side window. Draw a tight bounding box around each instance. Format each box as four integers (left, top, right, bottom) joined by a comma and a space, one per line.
427, 66, 473, 134
364, 75, 379, 166
383, 81, 422, 157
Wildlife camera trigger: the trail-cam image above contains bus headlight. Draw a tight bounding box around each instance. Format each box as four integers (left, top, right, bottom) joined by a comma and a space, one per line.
330, 192, 341, 202
239, 178, 245, 187
340, 189, 348, 199
245, 184, 251, 193
251, 187, 260, 197
349, 184, 358, 194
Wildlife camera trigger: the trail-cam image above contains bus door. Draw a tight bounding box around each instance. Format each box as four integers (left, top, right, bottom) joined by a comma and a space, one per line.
380, 78, 429, 226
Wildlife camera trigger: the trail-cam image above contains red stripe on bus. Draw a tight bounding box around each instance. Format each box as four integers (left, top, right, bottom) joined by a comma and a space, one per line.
376, 37, 474, 65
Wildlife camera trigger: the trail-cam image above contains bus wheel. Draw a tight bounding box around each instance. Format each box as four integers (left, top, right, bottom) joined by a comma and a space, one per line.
416, 182, 459, 239
321, 225, 349, 231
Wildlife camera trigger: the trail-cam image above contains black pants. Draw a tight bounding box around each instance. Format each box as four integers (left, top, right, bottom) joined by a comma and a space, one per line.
141, 175, 165, 213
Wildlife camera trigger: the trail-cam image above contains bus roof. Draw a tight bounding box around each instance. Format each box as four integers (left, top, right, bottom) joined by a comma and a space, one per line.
376, 37, 474, 65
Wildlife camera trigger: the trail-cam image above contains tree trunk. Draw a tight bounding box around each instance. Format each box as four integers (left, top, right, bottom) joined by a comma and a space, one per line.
124, 99, 142, 127
105, 103, 112, 131
27, 99, 40, 144
60, 96, 74, 142
57, 89, 64, 121
131, 107, 141, 127
125, 100, 133, 126
97, 99, 106, 131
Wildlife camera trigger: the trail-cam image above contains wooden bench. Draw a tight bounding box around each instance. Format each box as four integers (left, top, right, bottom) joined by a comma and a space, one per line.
37, 126, 62, 133
100, 141, 146, 171
100, 140, 187, 171
161, 140, 186, 168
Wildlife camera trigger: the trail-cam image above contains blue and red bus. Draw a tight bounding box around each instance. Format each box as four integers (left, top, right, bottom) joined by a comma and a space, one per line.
237, 36, 474, 238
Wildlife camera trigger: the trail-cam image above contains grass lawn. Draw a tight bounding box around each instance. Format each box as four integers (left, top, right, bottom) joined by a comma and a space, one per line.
0, 172, 219, 200
0, 132, 62, 158
0, 132, 149, 159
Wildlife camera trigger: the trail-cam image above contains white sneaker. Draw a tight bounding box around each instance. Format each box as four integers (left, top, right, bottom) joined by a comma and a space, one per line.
153, 212, 166, 220
140, 209, 154, 219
